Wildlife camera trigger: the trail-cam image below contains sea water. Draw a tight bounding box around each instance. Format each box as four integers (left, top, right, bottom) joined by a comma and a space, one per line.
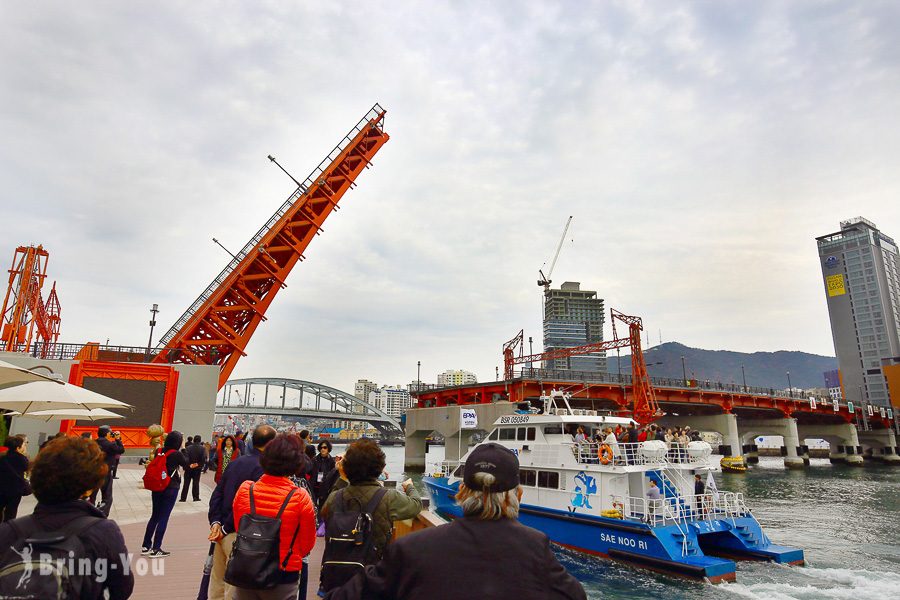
368, 445, 900, 600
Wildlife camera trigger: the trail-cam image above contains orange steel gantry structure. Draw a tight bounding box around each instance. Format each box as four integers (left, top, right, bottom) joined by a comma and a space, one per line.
0, 245, 61, 357
503, 309, 661, 424
153, 104, 390, 388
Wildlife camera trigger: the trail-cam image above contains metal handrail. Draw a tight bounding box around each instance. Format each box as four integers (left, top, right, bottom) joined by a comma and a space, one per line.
156, 104, 386, 348
568, 441, 710, 467
625, 491, 749, 526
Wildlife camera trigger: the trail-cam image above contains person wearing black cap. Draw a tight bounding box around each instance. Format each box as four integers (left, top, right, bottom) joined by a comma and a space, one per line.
326, 442, 586, 600
89, 424, 124, 516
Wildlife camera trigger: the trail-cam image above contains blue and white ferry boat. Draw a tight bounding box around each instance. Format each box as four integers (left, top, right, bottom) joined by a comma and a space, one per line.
423, 390, 804, 583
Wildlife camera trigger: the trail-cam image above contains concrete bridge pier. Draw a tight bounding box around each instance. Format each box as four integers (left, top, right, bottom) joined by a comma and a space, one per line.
857, 428, 900, 465
741, 432, 759, 464
738, 417, 805, 469
403, 402, 516, 472
797, 422, 864, 466
658, 413, 744, 461
404, 431, 428, 472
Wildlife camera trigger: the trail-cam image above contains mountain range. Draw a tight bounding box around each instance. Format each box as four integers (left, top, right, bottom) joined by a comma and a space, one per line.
606, 342, 837, 390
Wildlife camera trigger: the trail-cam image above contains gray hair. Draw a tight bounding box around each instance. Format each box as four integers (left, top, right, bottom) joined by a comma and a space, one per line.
455, 472, 520, 520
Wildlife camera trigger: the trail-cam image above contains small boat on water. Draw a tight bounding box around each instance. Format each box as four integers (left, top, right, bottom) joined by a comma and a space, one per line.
720, 456, 748, 473
423, 390, 804, 583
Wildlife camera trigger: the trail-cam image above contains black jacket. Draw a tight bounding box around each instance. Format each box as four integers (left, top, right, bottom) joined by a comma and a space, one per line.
0, 450, 30, 496
186, 443, 206, 470
208, 451, 263, 535
97, 437, 124, 467
313, 454, 336, 488
326, 517, 586, 600
0, 499, 134, 600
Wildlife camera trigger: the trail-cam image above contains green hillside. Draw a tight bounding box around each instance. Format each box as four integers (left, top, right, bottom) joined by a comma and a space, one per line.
607, 342, 837, 390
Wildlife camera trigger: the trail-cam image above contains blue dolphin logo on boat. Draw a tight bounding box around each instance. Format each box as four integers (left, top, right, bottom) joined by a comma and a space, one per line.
570, 471, 597, 511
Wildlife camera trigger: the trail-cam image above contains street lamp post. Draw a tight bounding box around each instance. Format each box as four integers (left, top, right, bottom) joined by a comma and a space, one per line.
145, 303, 159, 361
741, 365, 747, 392
528, 336, 533, 372
786, 371, 792, 397
417, 361, 421, 393
681, 356, 687, 386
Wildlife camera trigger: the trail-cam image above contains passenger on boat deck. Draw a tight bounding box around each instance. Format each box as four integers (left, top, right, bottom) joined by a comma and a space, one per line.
646, 480, 662, 517
573, 426, 587, 444
602, 428, 621, 464
654, 425, 666, 442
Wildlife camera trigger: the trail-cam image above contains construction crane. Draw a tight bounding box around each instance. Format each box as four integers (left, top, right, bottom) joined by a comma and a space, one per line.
0, 245, 62, 358
537, 216, 573, 292
502, 308, 662, 424
153, 104, 390, 388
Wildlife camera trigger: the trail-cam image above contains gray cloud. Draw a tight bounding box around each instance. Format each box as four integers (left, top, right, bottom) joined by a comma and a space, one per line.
2, 1, 899, 392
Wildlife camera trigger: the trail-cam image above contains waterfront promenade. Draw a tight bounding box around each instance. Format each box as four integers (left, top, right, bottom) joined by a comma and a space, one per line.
18, 465, 324, 599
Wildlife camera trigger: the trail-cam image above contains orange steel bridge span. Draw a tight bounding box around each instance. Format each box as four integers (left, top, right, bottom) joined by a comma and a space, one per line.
413, 372, 896, 430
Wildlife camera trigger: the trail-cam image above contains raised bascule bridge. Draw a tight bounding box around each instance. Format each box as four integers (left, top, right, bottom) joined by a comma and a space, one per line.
405, 310, 899, 471
1, 104, 392, 448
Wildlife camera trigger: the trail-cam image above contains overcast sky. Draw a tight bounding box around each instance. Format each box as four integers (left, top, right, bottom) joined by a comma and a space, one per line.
2, 1, 899, 393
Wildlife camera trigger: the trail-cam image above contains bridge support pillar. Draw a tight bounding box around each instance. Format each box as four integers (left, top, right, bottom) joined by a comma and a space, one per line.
404, 431, 428, 473
657, 413, 743, 460
738, 417, 806, 469
844, 425, 864, 466
857, 427, 900, 465
444, 431, 477, 462
781, 418, 805, 470
742, 443, 759, 463
796, 422, 864, 466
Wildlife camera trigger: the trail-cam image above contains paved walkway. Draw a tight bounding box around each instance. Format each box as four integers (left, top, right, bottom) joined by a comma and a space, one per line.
19, 465, 324, 599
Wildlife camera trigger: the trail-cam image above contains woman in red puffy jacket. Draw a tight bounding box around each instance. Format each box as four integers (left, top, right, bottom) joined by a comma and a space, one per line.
231, 433, 316, 599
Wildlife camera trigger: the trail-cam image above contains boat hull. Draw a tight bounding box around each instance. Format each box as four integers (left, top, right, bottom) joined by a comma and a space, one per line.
423, 476, 802, 583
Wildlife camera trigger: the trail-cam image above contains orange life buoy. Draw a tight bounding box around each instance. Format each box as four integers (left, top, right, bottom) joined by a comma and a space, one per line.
598, 444, 613, 465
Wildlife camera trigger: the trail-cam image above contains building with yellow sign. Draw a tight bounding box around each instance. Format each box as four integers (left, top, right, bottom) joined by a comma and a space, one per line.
817, 217, 900, 409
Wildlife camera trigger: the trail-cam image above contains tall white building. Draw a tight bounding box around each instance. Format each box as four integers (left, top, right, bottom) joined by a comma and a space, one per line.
354, 379, 379, 412
368, 386, 412, 419
817, 217, 900, 407
437, 369, 477, 387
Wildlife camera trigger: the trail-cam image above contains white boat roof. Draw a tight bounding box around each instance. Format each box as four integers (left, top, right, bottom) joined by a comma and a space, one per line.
492, 413, 636, 427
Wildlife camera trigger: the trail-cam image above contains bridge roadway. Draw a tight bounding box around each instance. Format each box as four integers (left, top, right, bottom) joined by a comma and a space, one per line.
405, 369, 900, 471
215, 377, 403, 435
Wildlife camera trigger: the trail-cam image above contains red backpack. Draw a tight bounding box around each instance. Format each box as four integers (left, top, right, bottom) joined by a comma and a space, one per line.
142, 450, 175, 492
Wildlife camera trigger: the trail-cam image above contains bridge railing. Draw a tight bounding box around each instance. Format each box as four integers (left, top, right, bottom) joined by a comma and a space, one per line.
516, 367, 839, 406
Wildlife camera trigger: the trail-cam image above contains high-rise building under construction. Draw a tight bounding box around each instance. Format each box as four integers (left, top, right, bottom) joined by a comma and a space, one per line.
816, 217, 900, 408
542, 281, 606, 374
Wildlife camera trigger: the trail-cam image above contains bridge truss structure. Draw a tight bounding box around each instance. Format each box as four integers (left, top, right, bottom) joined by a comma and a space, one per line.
216, 377, 403, 435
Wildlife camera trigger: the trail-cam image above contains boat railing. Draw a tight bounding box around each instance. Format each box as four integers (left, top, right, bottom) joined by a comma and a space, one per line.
623, 491, 751, 526
569, 442, 710, 467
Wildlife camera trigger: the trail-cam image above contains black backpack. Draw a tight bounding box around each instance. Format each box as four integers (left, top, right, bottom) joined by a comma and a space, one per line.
0, 514, 102, 600
320, 487, 388, 591
225, 484, 302, 590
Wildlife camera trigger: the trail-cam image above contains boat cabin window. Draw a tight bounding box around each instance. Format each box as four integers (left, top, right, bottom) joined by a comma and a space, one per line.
452, 465, 464, 478
490, 427, 537, 442
543, 425, 563, 435
516, 427, 536, 441
519, 469, 537, 487
499, 428, 517, 441
537, 470, 560, 489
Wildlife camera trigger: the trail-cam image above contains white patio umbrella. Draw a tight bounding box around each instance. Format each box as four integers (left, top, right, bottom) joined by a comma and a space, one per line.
19, 407, 127, 422
0, 359, 63, 391
0, 380, 132, 414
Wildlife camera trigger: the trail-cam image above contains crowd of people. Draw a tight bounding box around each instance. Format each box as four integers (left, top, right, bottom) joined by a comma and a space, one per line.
572, 422, 704, 464
0, 424, 587, 600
